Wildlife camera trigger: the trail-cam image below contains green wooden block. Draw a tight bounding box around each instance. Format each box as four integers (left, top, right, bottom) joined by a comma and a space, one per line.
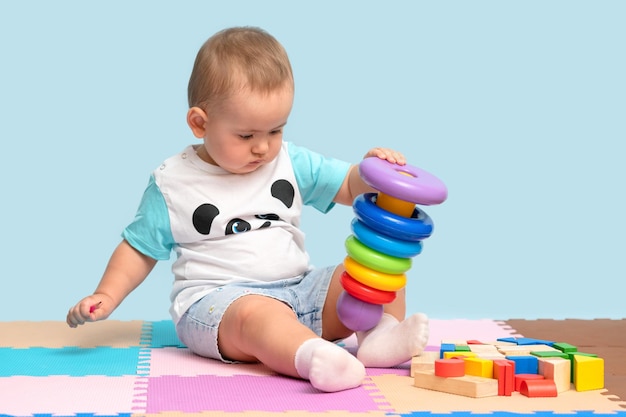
455, 345, 471, 352
553, 342, 577, 353
531, 351, 570, 359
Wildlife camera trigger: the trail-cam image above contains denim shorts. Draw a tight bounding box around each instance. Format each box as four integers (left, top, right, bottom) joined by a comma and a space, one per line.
175, 265, 336, 362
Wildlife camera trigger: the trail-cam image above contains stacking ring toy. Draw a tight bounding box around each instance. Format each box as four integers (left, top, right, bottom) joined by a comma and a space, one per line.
336, 291, 383, 332
343, 256, 407, 292
337, 157, 447, 332
345, 235, 412, 274
340, 271, 396, 304
353, 193, 433, 241
359, 157, 448, 206
351, 219, 423, 259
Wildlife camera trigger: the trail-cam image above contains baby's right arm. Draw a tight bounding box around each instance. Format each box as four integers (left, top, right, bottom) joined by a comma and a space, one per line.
66, 240, 157, 328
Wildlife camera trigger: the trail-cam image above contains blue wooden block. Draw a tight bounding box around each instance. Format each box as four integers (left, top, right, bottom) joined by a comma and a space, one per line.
440, 343, 456, 359
513, 337, 555, 347
505, 355, 539, 374
497, 337, 554, 346
497, 337, 518, 344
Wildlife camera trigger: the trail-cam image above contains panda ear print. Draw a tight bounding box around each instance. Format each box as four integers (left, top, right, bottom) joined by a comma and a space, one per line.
192, 203, 220, 235
271, 179, 294, 208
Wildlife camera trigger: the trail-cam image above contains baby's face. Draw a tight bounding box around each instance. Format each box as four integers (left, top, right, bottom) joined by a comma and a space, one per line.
197, 85, 294, 174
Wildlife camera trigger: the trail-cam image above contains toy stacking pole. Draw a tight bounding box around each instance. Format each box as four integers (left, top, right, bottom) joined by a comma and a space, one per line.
336, 157, 448, 331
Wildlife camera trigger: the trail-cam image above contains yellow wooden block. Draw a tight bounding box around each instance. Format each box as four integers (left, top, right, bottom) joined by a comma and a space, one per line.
573, 355, 604, 391
414, 370, 498, 398
410, 351, 438, 377
443, 351, 477, 359
538, 357, 571, 393
464, 357, 494, 378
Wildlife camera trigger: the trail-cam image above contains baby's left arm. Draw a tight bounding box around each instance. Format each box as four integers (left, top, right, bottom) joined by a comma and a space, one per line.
333, 147, 407, 206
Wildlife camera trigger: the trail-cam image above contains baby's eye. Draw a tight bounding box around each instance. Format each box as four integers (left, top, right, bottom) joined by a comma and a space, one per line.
239, 134, 254, 140
270, 129, 283, 135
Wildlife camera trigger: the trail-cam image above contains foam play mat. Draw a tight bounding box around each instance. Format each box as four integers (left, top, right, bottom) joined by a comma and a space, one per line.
1, 318, 624, 416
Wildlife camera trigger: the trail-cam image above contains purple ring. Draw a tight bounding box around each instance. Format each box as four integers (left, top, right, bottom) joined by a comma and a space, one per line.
359, 157, 448, 205
336, 291, 383, 331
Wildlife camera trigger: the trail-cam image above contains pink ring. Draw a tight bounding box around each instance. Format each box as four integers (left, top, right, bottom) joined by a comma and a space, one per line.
359, 157, 447, 205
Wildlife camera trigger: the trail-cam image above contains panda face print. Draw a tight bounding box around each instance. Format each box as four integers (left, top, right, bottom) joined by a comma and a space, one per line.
192, 179, 295, 236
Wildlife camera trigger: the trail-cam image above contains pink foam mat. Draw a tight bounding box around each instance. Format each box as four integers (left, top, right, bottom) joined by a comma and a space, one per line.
1, 318, 622, 416
0, 375, 137, 415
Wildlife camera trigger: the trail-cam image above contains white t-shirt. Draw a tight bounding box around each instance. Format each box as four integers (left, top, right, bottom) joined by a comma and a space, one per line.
123, 141, 351, 323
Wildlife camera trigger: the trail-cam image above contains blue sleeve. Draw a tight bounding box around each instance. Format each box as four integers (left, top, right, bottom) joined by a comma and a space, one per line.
287, 142, 352, 213
122, 175, 175, 260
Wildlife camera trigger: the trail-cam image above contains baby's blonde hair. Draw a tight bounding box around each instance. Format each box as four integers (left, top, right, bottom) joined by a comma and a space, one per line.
188, 27, 294, 112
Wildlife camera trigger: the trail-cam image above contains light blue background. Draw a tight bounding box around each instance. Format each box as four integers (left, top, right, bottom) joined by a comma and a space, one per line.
1, 1, 624, 322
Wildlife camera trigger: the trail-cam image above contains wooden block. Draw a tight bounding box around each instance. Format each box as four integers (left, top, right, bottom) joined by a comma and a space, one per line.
511, 337, 555, 346
498, 344, 559, 356
520, 379, 558, 397
435, 358, 465, 377
410, 351, 438, 377
497, 337, 518, 344
531, 351, 570, 359
486, 340, 518, 347
455, 345, 471, 352
475, 353, 506, 360
493, 359, 515, 396
414, 370, 498, 398
468, 344, 499, 354
443, 351, 477, 359
464, 357, 494, 378
538, 357, 571, 393
505, 355, 538, 374
573, 355, 604, 391
553, 342, 577, 353
567, 351, 597, 382
514, 373, 544, 391
440, 343, 456, 359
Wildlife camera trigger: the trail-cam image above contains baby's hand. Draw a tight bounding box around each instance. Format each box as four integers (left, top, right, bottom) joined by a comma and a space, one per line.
364, 147, 406, 165
66, 294, 113, 328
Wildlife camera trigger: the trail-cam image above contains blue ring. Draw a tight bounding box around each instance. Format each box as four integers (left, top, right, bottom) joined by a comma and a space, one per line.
353, 193, 434, 241
351, 219, 423, 258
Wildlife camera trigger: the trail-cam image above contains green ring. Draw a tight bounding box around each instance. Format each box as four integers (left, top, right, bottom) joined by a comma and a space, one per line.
345, 235, 412, 274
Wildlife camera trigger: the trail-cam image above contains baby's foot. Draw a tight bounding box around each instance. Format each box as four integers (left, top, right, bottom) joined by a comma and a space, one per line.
295, 338, 365, 392
356, 313, 429, 367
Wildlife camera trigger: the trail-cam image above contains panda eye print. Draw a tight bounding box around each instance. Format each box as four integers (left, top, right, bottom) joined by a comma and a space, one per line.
192, 203, 220, 235
271, 179, 294, 208
255, 214, 280, 221
225, 218, 252, 235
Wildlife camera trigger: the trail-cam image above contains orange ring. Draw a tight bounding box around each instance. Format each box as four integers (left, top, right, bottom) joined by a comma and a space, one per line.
343, 256, 407, 292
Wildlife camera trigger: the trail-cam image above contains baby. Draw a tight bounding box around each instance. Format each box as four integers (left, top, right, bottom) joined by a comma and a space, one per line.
67, 26, 429, 392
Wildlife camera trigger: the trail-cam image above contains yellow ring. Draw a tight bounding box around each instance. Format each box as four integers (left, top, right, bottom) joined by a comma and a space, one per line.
343, 256, 407, 292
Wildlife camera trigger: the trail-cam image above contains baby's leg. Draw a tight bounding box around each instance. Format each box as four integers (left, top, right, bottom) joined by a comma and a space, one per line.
355, 288, 430, 367
322, 268, 429, 367
219, 295, 364, 392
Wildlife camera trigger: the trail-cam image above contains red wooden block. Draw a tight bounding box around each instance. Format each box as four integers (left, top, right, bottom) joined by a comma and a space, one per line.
520, 379, 558, 397
493, 359, 515, 396
515, 373, 545, 391
467, 340, 484, 345
435, 358, 465, 377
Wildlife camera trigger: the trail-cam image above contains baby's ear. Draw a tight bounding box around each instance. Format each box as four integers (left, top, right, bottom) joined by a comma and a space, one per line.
187, 107, 208, 138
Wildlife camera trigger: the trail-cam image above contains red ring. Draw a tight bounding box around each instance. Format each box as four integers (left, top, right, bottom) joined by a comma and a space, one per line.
340, 271, 396, 305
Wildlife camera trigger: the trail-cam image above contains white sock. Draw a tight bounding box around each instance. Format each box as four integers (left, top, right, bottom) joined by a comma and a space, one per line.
294, 338, 366, 392
356, 313, 429, 367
